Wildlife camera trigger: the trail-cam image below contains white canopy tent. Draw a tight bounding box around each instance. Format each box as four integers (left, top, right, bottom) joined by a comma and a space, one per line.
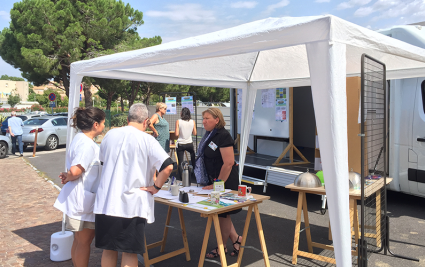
67, 15, 425, 266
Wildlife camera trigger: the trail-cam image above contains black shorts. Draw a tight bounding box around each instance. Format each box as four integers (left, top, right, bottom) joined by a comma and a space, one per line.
95, 214, 146, 254
218, 208, 242, 218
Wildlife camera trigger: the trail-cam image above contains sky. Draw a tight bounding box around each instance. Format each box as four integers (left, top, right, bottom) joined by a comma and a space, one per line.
0, 0, 425, 79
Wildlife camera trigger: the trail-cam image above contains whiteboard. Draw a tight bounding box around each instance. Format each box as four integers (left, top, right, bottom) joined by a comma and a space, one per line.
237, 88, 290, 138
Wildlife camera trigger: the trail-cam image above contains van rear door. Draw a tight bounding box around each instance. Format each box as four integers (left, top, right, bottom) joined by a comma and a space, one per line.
412, 79, 425, 195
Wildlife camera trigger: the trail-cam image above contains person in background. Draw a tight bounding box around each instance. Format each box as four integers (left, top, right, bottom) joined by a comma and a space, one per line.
149, 102, 170, 153
54, 107, 106, 267
175, 107, 197, 179
196, 107, 242, 258
8, 111, 24, 156
94, 103, 173, 267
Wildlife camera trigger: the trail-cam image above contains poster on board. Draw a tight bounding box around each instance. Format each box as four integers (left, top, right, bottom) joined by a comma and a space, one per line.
237, 89, 243, 119
165, 97, 177, 114
237, 89, 254, 119
181, 96, 194, 113
275, 88, 287, 121
261, 88, 275, 108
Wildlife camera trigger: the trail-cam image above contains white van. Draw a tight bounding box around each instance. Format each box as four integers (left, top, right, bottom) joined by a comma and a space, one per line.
379, 25, 425, 197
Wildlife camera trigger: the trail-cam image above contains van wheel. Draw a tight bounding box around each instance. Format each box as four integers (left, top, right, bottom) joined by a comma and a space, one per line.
45, 135, 58, 151
0, 141, 8, 159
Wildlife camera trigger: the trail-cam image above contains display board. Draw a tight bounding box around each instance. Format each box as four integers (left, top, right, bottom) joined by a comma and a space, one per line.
237, 88, 290, 138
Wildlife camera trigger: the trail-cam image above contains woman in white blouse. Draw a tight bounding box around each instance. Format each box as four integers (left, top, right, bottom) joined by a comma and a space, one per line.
175, 107, 197, 179
54, 107, 105, 267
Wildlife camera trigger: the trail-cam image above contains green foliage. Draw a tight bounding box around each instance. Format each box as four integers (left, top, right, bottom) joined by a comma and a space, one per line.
7, 89, 21, 107
0, 114, 6, 123
111, 114, 127, 127
0, 0, 161, 96
0, 75, 24, 81
62, 96, 69, 107
28, 88, 37, 101
34, 89, 63, 108
52, 107, 67, 113
151, 84, 230, 103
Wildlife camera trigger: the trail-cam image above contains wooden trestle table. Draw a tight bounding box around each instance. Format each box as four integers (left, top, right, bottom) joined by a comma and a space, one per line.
285, 178, 392, 265
142, 191, 271, 267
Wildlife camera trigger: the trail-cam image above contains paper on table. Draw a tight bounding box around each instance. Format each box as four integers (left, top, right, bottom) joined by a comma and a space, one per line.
220, 198, 239, 205
189, 203, 218, 211
154, 190, 179, 200
169, 195, 208, 204
197, 189, 231, 195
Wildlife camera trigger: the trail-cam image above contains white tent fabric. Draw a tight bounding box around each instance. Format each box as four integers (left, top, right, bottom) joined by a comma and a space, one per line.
67, 15, 425, 266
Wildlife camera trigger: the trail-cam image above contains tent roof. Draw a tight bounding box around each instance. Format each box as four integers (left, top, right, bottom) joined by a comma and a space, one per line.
71, 15, 425, 88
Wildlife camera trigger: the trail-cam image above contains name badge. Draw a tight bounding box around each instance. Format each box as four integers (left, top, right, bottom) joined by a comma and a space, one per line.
208, 141, 218, 151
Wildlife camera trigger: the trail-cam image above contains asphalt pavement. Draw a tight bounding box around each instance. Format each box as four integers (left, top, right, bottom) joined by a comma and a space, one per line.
16, 147, 425, 267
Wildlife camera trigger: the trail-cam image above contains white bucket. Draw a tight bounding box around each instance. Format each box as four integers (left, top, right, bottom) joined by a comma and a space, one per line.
50, 231, 74, 261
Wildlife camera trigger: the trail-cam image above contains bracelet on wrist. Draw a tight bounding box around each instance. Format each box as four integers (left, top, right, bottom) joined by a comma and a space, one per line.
153, 183, 161, 190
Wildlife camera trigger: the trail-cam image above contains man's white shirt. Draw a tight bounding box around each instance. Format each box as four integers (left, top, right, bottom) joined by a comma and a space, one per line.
94, 126, 170, 223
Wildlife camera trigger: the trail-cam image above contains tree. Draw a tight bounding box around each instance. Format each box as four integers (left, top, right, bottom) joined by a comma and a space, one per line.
7, 89, 21, 107
28, 88, 37, 102
0, 75, 24, 81
0, 0, 161, 97
62, 96, 69, 107
139, 82, 167, 105
93, 79, 125, 110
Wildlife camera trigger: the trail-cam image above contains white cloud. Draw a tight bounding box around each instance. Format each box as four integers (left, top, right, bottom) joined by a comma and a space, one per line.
337, 0, 372, 10
231, 1, 258, 9
315, 0, 330, 3
353, 0, 425, 25
0, 11, 10, 21
145, 4, 215, 23
263, 0, 290, 15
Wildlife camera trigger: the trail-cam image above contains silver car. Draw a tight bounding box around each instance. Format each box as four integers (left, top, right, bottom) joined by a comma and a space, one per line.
21, 116, 68, 150
0, 135, 12, 159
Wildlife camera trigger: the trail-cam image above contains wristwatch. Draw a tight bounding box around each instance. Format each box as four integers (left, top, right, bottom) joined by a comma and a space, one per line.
153, 183, 161, 190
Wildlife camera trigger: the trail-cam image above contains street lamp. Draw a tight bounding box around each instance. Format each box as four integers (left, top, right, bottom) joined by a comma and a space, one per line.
92, 96, 95, 107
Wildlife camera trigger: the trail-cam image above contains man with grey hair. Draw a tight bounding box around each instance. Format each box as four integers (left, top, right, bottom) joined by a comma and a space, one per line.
127, 102, 149, 123
8, 111, 24, 156
94, 103, 173, 267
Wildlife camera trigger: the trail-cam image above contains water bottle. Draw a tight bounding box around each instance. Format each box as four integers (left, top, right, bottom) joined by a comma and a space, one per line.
182, 161, 190, 187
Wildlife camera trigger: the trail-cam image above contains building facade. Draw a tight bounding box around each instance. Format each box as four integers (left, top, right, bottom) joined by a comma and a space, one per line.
0, 80, 29, 103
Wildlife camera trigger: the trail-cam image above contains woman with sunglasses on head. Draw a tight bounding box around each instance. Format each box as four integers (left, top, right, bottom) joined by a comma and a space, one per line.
54, 107, 105, 267
149, 102, 170, 153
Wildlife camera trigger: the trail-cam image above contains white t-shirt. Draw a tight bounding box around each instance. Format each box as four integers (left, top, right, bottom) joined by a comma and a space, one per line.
93, 126, 170, 223
177, 119, 194, 145
54, 132, 101, 222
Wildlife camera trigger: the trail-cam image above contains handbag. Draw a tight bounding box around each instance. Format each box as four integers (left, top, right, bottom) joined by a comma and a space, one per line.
194, 129, 217, 185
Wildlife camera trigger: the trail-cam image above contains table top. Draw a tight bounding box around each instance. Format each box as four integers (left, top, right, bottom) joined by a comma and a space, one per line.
285, 178, 393, 199
154, 191, 270, 215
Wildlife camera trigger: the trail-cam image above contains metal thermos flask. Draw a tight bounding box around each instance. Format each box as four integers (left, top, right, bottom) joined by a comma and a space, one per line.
182, 162, 190, 187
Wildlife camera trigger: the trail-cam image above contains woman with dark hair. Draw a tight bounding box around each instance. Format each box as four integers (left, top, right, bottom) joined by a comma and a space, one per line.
175, 107, 197, 179
54, 107, 105, 267
194, 107, 242, 259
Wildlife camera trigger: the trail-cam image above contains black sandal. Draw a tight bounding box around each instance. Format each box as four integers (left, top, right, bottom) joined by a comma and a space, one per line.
206, 246, 227, 258
230, 235, 242, 257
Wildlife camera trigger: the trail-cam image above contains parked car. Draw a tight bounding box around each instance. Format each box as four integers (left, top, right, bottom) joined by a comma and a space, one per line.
46, 112, 68, 117
21, 116, 68, 150
1, 114, 41, 135
0, 135, 12, 159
